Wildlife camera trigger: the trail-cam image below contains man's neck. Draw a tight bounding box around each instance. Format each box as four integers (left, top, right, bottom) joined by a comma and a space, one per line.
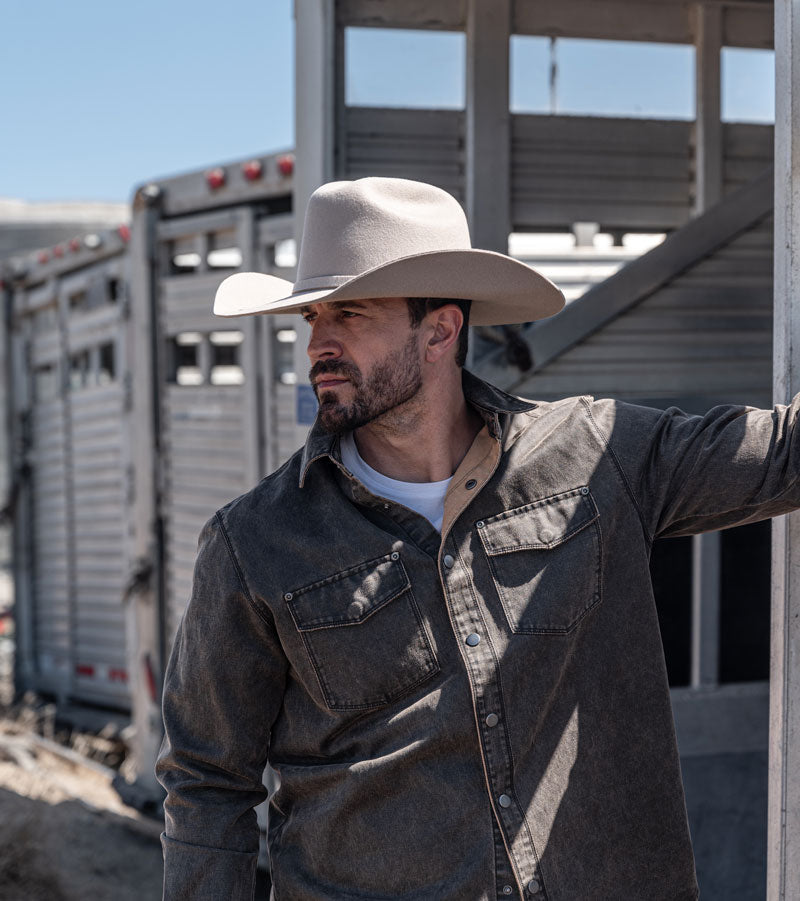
352, 370, 483, 483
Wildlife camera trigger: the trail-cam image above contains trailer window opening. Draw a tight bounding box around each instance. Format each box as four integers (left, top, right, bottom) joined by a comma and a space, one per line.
272, 325, 296, 386
69, 290, 88, 312
210, 331, 244, 385
345, 27, 465, 109
171, 252, 202, 274
69, 350, 91, 390
207, 247, 242, 269
273, 239, 297, 269
169, 332, 203, 386
98, 343, 116, 385
510, 36, 694, 120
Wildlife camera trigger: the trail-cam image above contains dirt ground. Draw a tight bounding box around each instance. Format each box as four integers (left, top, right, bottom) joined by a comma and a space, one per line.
0, 625, 165, 900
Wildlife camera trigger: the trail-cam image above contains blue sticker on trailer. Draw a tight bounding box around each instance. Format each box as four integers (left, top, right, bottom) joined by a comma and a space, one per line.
296, 384, 318, 425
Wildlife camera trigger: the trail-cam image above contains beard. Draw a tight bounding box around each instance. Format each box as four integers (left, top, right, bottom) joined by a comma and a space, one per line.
309, 333, 423, 434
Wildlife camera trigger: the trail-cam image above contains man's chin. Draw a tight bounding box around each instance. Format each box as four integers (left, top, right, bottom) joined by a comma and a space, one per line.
318, 403, 355, 435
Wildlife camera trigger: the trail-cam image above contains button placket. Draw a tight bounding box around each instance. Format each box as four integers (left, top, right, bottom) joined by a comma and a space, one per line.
438, 524, 545, 898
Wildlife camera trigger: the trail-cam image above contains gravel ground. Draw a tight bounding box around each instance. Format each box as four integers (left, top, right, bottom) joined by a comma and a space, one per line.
0, 610, 165, 900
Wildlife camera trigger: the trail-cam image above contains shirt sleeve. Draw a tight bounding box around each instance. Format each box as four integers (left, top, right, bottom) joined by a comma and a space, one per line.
156, 511, 288, 901
587, 393, 800, 540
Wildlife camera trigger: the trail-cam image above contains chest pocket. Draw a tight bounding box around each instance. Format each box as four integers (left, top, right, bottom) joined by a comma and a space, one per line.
285, 553, 439, 711
478, 487, 601, 634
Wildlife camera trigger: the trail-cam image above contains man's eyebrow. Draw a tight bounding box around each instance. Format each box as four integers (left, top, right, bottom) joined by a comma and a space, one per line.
329, 300, 368, 310
300, 301, 369, 314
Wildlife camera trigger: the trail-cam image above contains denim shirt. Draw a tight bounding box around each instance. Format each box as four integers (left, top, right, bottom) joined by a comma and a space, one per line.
157, 371, 800, 901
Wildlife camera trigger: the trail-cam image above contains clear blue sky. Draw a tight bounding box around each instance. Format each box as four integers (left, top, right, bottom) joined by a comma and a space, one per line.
2, 1, 774, 205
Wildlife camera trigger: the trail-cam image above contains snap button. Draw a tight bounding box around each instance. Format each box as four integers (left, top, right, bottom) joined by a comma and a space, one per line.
465, 478, 477, 490
347, 601, 362, 618
485, 713, 499, 727
580, 486, 589, 495
476, 520, 485, 529
283, 592, 293, 601
502, 887, 513, 896
390, 551, 400, 561
466, 633, 480, 647
528, 878, 541, 894
538, 529, 553, 544
498, 793, 512, 808
443, 554, 455, 569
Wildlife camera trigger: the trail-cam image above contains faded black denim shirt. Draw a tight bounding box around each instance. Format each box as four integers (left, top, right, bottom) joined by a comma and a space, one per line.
157, 371, 800, 901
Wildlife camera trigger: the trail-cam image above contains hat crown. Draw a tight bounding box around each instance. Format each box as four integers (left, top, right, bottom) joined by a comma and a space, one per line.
295, 178, 471, 290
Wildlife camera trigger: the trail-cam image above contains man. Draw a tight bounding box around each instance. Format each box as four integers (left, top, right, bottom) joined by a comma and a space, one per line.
157, 177, 799, 900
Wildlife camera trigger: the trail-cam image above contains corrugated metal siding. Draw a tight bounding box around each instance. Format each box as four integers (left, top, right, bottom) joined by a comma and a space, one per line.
722, 123, 773, 195
68, 382, 128, 705
510, 215, 774, 407
512, 115, 693, 231
162, 385, 252, 641
30, 389, 72, 691
344, 109, 773, 236
343, 107, 465, 200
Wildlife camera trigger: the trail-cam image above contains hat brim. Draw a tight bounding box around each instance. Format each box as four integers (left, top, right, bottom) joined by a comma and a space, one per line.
213, 249, 565, 326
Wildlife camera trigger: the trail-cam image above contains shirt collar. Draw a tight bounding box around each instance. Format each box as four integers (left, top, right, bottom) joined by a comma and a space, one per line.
298, 370, 536, 487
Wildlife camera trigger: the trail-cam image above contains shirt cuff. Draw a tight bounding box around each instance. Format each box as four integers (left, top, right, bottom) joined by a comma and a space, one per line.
161, 832, 258, 901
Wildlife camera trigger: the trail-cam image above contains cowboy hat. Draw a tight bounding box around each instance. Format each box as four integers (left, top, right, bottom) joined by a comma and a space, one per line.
214, 177, 565, 326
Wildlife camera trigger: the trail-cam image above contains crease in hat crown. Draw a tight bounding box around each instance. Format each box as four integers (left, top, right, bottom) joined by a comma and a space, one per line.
292, 178, 472, 293
213, 175, 566, 326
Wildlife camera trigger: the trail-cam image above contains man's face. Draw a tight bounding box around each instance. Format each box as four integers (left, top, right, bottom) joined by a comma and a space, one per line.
303, 298, 423, 434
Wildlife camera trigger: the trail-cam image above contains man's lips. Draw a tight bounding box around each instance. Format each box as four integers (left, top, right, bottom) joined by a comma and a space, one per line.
315, 376, 349, 390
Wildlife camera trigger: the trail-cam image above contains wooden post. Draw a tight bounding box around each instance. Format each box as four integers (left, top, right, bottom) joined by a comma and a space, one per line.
465, 0, 511, 253
769, 0, 800, 896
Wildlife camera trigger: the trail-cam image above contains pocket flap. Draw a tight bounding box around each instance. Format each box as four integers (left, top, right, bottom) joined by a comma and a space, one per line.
479, 488, 598, 555
287, 554, 410, 631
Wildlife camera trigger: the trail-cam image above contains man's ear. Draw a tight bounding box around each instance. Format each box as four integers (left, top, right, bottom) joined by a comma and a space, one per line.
424, 305, 463, 364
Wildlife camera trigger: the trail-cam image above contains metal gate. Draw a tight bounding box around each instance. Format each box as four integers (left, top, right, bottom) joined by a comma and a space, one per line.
11, 249, 131, 708
153, 205, 298, 643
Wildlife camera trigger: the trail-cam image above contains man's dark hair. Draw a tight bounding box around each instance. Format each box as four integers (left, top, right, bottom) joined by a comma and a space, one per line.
406, 298, 471, 368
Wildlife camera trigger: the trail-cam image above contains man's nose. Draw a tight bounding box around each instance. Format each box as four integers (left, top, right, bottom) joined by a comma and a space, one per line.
306, 321, 342, 362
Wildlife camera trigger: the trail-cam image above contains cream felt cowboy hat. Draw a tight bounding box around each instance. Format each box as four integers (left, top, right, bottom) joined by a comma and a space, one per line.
214, 177, 565, 326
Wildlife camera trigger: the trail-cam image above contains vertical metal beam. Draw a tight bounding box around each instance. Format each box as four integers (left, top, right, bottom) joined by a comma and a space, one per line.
465, 0, 511, 252
770, 2, 800, 897
293, 0, 336, 240
690, 531, 721, 689
292, 0, 336, 447
122, 186, 166, 798
693, 3, 723, 215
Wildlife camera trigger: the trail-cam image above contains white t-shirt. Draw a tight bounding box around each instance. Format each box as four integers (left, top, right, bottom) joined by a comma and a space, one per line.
340, 431, 451, 532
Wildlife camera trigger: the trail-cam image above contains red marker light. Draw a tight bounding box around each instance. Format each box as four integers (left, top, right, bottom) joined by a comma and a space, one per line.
118, 224, 131, 242
277, 154, 294, 177
69, 238, 81, 253
242, 159, 263, 181
206, 167, 226, 190
38, 251, 50, 264
53, 245, 65, 258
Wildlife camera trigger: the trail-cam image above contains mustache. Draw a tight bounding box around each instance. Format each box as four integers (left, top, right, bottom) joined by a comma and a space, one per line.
309, 359, 362, 387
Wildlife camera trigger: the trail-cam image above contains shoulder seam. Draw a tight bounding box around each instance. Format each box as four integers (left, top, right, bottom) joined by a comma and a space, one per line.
580, 397, 654, 544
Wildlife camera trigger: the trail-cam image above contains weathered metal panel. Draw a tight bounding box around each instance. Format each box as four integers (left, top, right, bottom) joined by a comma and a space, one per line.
343, 106, 465, 200
29, 396, 71, 694
723, 123, 773, 195
67, 380, 128, 706
507, 214, 774, 406
512, 114, 693, 230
